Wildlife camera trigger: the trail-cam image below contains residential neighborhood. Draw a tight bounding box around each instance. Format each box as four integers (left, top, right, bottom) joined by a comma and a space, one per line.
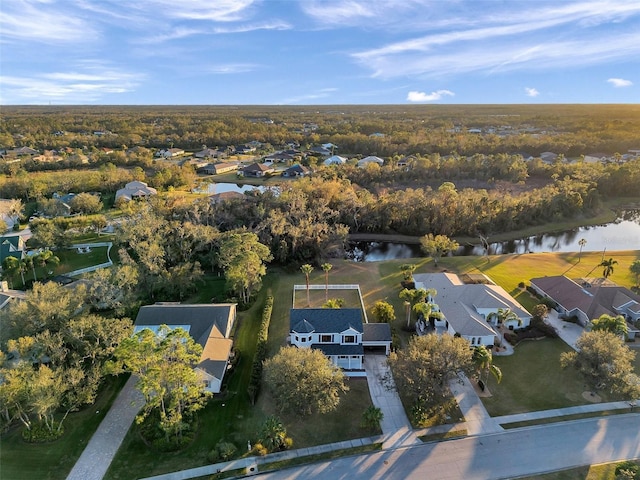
0, 104, 639, 480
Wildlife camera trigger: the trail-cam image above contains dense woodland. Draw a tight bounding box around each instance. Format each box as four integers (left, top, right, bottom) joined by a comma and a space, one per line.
2, 105, 640, 265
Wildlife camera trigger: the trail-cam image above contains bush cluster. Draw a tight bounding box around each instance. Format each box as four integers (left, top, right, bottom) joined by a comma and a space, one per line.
208, 441, 239, 462
247, 295, 273, 404
21, 421, 64, 443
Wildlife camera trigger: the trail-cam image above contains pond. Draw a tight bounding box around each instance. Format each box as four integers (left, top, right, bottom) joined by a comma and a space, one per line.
193, 182, 268, 195
348, 210, 640, 261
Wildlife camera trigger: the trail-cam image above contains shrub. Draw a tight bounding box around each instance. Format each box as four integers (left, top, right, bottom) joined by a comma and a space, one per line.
615, 461, 639, 479
247, 295, 273, 404
518, 281, 525, 288
216, 441, 238, 461
252, 442, 268, 456
21, 421, 64, 443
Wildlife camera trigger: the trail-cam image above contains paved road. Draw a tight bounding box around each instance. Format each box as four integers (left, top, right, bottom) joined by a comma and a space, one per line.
253, 414, 640, 480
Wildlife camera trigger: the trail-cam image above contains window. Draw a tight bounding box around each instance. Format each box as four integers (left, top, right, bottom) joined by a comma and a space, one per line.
343, 335, 356, 344
338, 355, 348, 359
203, 380, 211, 388
320, 334, 332, 343
470, 337, 475, 345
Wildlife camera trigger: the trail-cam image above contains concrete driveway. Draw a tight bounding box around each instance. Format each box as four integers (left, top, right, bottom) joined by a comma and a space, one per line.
364, 354, 420, 449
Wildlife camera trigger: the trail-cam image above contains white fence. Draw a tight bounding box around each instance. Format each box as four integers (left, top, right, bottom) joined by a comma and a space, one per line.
66, 242, 114, 277
293, 284, 369, 323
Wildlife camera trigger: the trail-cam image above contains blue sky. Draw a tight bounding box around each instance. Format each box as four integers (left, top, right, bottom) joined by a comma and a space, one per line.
1, 0, 639, 105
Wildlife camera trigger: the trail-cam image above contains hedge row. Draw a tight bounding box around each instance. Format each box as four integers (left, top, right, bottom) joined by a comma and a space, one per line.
247, 295, 273, 404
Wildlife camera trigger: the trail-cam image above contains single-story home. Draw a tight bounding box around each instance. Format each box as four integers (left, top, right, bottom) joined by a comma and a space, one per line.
530, 275, 640, 327
264, 152, 295, 163
195, 148, 227, 159
241, 163, 275, 177
115, 181, 158, 202
210, 191, 247, 204
156, 148, 185, 158
134, 303, 237, 394
198, 162, 239, 175
289, 308, 391, 372
357, 156, 384, 168
323, 155, 347, 166
413, 273, 531, 348
282, 164, 311, 177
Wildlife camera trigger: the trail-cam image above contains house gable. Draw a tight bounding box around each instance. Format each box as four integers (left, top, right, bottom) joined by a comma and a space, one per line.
134, 303, 237, 393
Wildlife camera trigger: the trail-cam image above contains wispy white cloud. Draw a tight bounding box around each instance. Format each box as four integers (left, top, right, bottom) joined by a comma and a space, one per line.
0, 62, 144, 103
127, 0, 257, 22
351, 1, 640, 79
407, 90, 454, 102
282, 88, 338, 104
607, 77, 633, 87
525, 87, 540, 97
207, 63, 261, 74
0, 0, 96, 43
300, 0, 430, 27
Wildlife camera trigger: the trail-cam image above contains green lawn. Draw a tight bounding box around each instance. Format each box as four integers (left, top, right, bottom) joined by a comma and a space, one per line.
521, 459, 640, 480
482, 338, 616, 417
0, 375, 128, 480
5, 246, 111, 289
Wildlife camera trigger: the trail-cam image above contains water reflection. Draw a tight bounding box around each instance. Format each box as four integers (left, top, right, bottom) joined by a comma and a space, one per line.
349, 210, 640, 261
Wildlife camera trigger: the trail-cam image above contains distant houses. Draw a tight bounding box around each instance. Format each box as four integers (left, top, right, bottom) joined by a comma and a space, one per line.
240, 163, 275, 178
357, 156, 384, 168
197, 162, 239, 175
323, 155, 347, 166
115, 181, 158, 202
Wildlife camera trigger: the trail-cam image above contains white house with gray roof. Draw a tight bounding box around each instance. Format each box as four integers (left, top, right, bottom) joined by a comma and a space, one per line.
413, 273, 531, 348
290, 308, 391, 372
134, 303, 236, 393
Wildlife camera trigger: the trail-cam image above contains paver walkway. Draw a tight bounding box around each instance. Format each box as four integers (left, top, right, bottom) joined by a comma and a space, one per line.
364, 354, 421, 449
66, 376, 144, 480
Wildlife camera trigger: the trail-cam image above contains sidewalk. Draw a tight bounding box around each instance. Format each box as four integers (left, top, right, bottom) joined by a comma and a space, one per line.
66, 376, 144, 480
140, 437, 383, 480
495, 400, 636, 425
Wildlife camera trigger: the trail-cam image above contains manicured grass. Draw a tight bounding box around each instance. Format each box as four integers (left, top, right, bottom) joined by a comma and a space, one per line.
293, 288, 362, 309
55, 246, 110, 272
418, 429, 468, 443
257, 378, 381, 448
521, 459, 640, 480
0, 374, 128, 480
482, 338, 615, 417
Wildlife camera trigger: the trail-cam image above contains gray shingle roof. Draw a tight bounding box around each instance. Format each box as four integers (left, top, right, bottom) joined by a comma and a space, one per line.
312, 344, 364, 356
362, 323, 392, 342
290, 308, 363, 335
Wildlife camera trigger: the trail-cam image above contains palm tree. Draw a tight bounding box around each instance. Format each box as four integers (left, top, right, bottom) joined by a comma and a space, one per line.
37, 250, 60, 277
473, 345, 502, 388
361, 405, 384, 430
21, 256, 34, 284
1, 256, 20, 287
590, 314, 628, 339
321, 263, 332, 301
259, 416, 288, 452
300, 264, 314, 307
599, 257, 618, 279
577, 238, 587, 263
399, 288, 429, 327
